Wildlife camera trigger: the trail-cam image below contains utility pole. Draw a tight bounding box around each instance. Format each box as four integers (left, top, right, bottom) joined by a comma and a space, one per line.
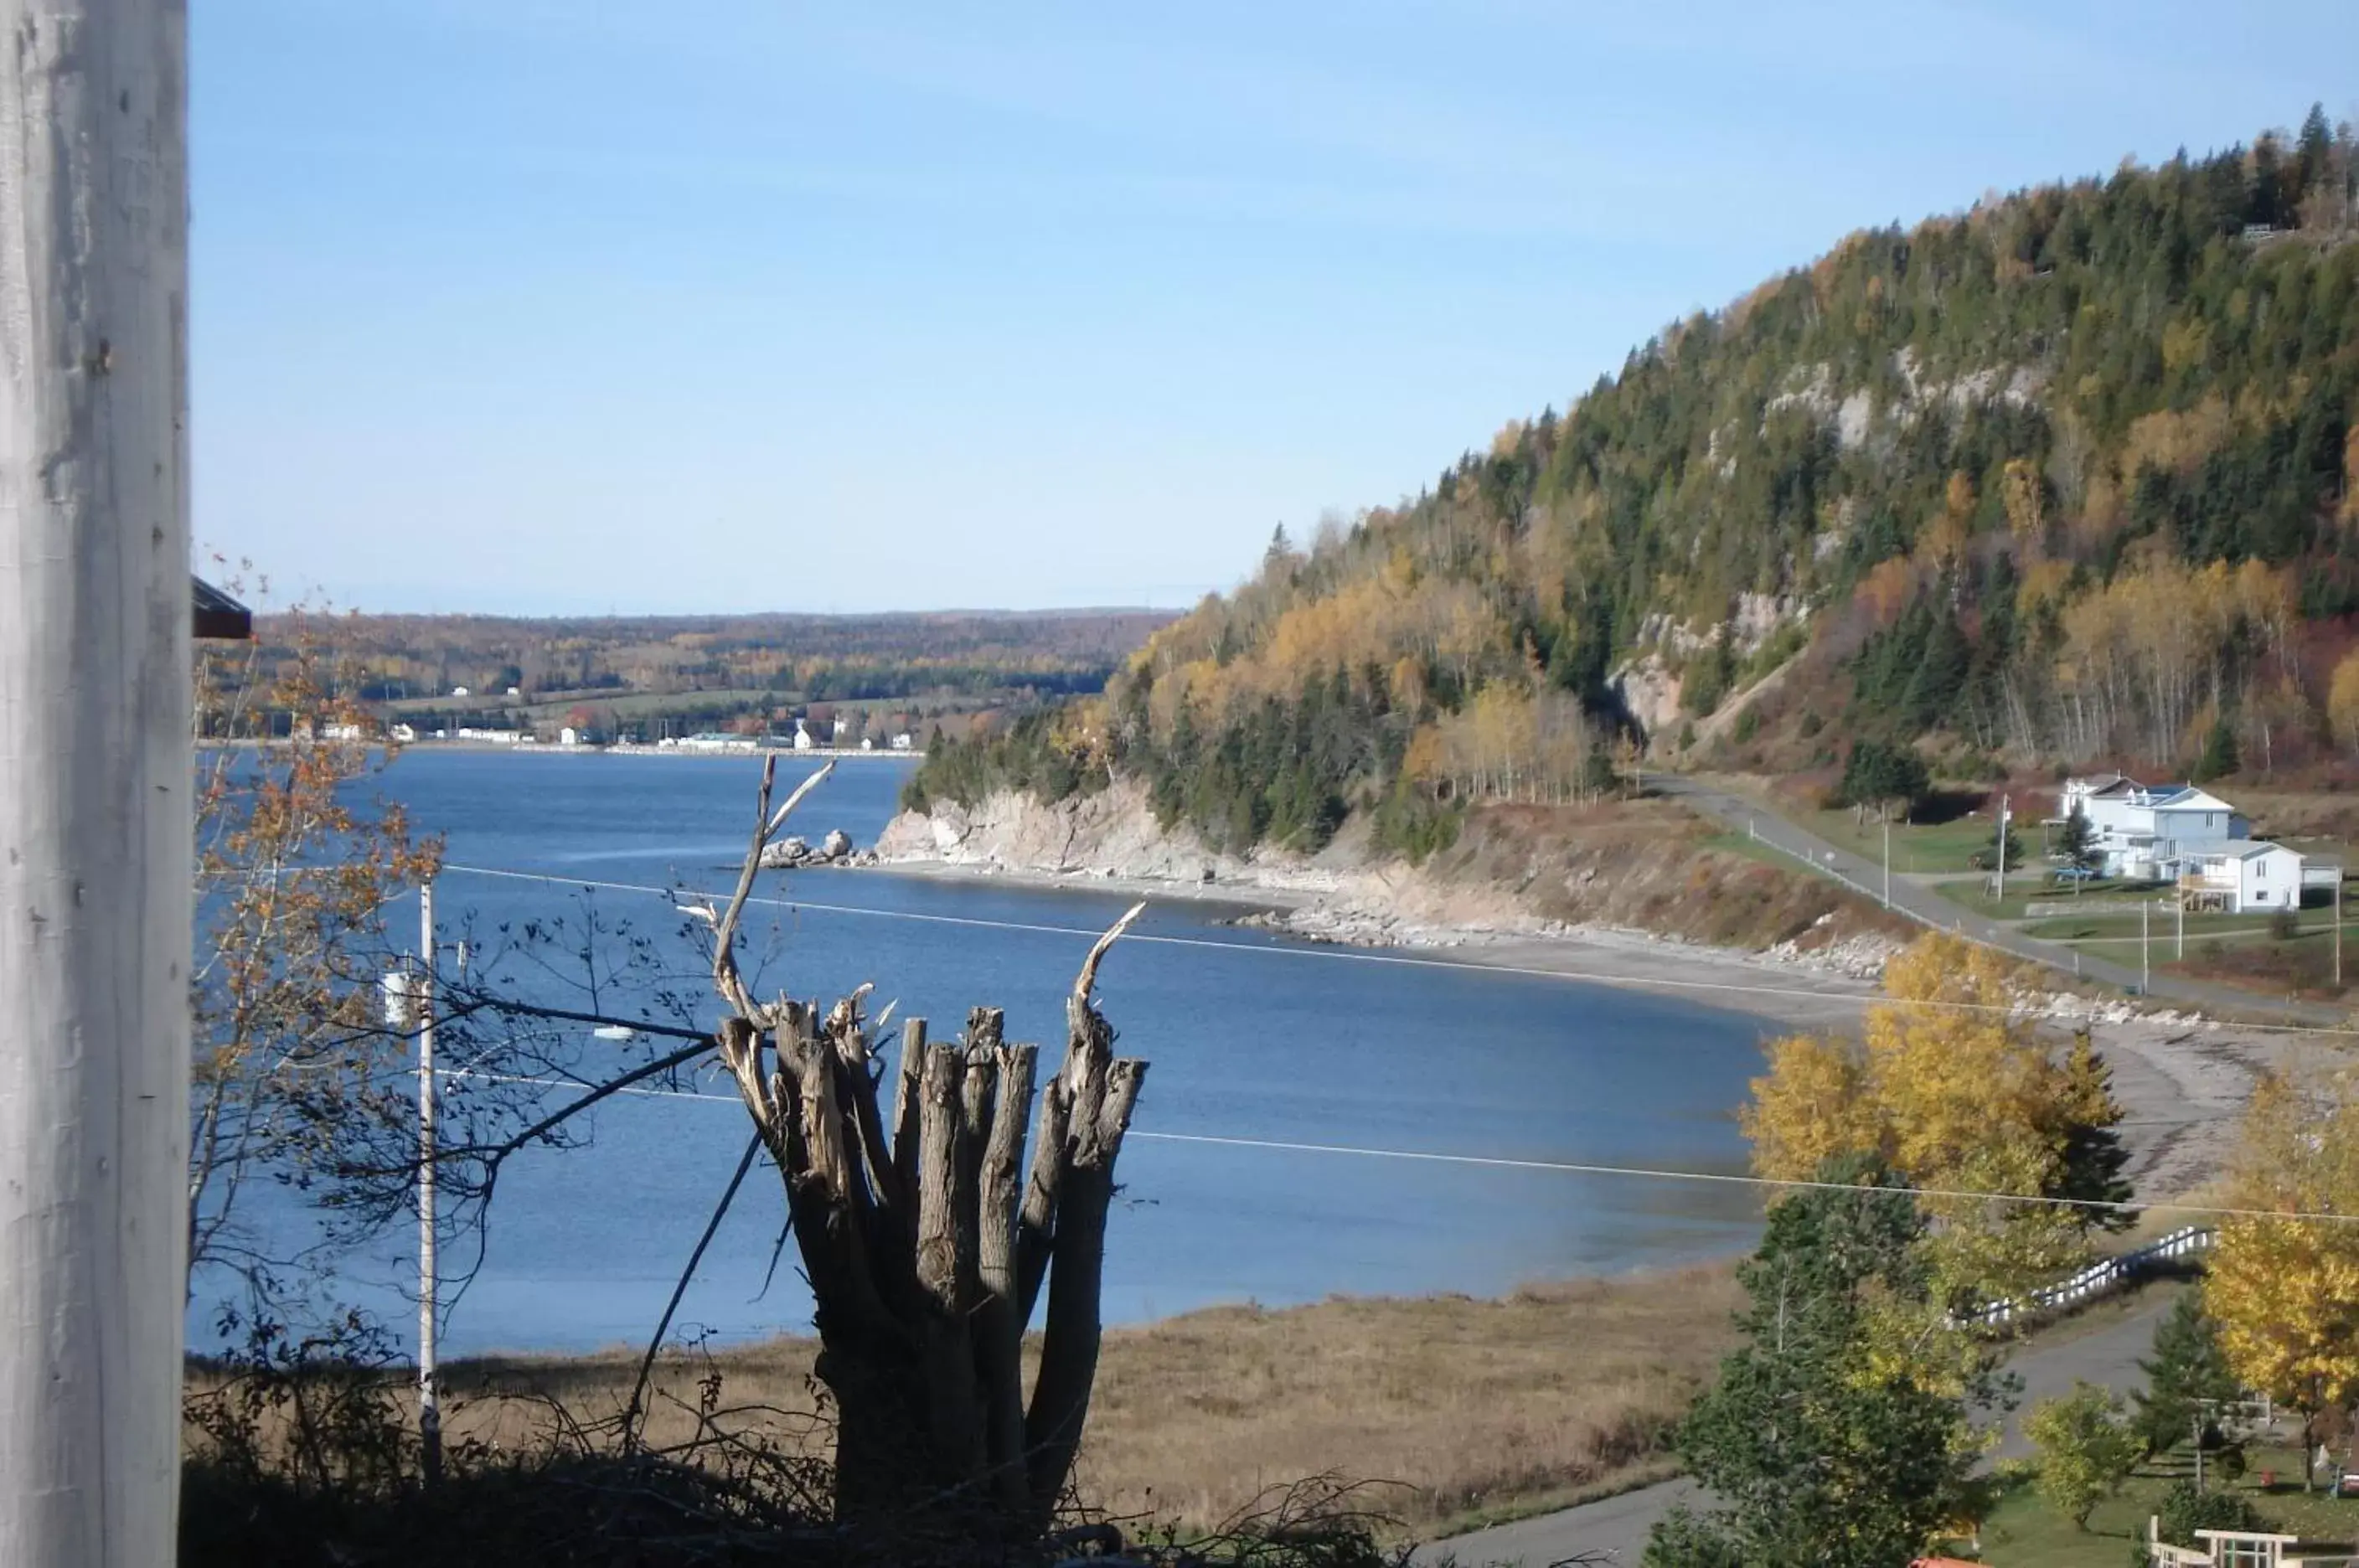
0, 6, 191, 1565
1883, 817, 1892, 909
2176, 889, 2185, 961
2337, 873, 2344, 990
1995, 793, 2009, 902
2142, 900, 2150, 993
418, 881, 443, 1485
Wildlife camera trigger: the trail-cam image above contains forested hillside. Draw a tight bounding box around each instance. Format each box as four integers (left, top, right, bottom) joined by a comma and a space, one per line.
911, 111, 2359, 856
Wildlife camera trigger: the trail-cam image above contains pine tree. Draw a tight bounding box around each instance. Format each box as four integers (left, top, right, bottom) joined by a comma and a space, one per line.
2056, 1031, 2136, 1230
2057, 804, 2099, 874
2195, 715, 2241, 783
2134, 1292, 2240, 1456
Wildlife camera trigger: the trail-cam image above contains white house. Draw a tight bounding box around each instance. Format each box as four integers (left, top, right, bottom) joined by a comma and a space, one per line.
2179, 839, 2306, 914
890, 733, 915, 751
792, 719, 815, 752
559, 726, 579, 746
2057, 776, 2250, 879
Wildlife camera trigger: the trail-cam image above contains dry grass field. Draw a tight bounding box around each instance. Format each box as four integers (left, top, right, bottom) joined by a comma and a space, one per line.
389, 1263, 1742, 1538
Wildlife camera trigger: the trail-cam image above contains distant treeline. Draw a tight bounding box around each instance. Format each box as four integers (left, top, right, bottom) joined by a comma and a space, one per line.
220, 607, 1174, 736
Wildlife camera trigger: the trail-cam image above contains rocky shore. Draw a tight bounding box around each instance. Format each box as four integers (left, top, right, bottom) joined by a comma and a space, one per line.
858, 784, 2291, 1203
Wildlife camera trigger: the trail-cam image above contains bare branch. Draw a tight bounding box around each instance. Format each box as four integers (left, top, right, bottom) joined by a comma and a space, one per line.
1071, 901, 1146, 1003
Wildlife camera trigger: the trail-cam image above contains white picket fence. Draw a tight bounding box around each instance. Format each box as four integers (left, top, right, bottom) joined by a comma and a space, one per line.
1959, 1224, 2216, 1330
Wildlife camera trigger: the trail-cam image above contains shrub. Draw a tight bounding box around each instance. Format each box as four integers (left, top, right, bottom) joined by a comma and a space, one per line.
2155, 1479, 2262, 1545
2269, 906, 2300, 941
2024, 1382, 2140, 1529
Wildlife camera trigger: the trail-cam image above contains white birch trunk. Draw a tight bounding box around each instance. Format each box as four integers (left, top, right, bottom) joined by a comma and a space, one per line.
0, 3, 190, 1563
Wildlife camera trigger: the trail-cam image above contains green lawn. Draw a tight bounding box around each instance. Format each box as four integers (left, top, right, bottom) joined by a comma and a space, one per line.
1927, 875, 2162, 921
1801, 810, 2005, 875
1974, 1444, 2359, 1566
2021, 911, 2317, 942
1700, 831, 1825, 874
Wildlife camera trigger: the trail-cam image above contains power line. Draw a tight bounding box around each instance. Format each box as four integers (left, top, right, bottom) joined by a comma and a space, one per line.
434, 860, 2359, 1040
432, 1062, 2359, 1229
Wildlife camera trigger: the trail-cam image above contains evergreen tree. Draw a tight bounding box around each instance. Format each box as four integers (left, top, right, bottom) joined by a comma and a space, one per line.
2195, 715, 2241, 783
2056, 1031, 2136, 1230
1645, 1157, 1996, 1568
1971, 814, 2023, 873
2057, 804, 2099, 875
2134, 1292, 2241, 1456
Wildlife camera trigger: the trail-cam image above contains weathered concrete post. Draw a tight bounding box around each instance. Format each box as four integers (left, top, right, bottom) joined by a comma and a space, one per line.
0, 3, 192, 1564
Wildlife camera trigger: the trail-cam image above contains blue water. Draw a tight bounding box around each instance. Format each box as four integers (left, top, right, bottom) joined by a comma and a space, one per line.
200, 749, 1776, 1355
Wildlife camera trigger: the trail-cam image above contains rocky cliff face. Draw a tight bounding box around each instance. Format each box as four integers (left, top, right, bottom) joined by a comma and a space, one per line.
876, 778, 1269, 883
875, 779, 1902, 964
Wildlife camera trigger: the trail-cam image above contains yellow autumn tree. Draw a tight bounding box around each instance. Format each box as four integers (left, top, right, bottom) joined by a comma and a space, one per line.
2205, 1066, 2359, 1425
1742, 934, 2122, 1307
2328, 647, 2359, 755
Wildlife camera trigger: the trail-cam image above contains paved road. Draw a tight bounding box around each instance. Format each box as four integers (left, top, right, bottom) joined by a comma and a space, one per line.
1418, 1292, 2178, 1566
1654, 774, 2355, 1030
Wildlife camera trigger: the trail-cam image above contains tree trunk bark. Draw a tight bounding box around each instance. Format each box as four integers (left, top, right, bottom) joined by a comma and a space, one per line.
973, 1043, 1036, 1509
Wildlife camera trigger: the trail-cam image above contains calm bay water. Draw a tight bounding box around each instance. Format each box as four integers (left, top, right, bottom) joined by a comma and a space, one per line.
202, 749, 1776, 1355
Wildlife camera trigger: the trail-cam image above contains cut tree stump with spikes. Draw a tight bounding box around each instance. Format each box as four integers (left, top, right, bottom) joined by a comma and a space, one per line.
698, 758, 1149, 1528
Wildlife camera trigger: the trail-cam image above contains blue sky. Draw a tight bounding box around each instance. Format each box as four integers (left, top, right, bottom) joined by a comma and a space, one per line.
192, 2, 2359, 615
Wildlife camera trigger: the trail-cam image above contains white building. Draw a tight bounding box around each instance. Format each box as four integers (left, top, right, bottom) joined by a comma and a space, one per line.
890, 732, 914, 751
678, 731, 756, 753
559, 726, 579, 746
2178, 840, 2306, 914
792, 719, 815, 751
2057, 776, 2249, 879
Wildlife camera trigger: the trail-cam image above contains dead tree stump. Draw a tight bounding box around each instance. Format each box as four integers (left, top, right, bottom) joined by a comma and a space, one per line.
700, 760, 1148, 1527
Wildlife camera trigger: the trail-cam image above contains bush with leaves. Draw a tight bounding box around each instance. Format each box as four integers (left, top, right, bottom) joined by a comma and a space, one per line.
2155, 1478, 2263, 1545
2025, 1382, 2140, 1529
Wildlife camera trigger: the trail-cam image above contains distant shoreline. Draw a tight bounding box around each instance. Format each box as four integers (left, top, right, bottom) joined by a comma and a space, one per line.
198, 739, 925, 761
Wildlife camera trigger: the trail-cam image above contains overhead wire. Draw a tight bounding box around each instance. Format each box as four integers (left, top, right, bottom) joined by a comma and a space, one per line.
433, 860, 2359, 1040
431, 1061, 2359, 1229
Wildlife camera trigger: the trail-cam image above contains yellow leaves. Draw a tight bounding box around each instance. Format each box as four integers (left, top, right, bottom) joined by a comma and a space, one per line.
2160, 316, 2212, 376
1407, 686, 1596, 802
1855, 557, 1918, 628
2329, 647, 2359, 754
1742, 935, 2109, 1302
2205, 1066, 2359, 1411
2208, 1215, 2359, 1411
2121, 394, 2232, 477
2016, 559, 2074, 622
2342, 427, 2359, 527
1741, 1033, 1876, 1181
2000, 457, 2046, 549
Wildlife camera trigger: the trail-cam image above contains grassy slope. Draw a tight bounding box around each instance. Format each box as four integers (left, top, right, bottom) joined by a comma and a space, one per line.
416, 1265, 1746, 1540
1409, 796, 1916, 954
